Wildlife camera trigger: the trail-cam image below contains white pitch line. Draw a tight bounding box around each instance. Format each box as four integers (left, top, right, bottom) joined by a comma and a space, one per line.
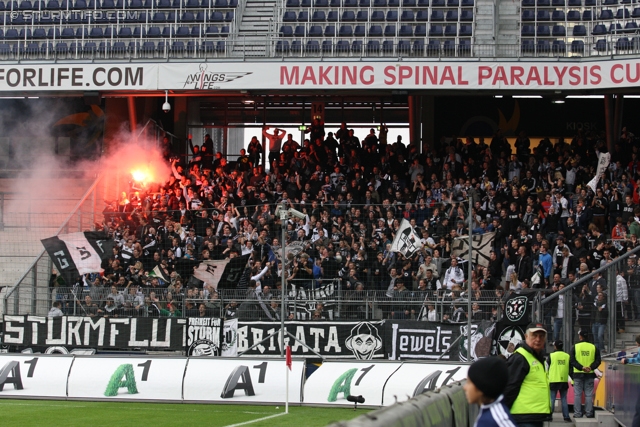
222, 411, 288, 427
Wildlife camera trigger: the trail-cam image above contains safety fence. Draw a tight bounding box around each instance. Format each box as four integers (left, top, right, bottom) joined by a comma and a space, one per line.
606, 359, 640, 427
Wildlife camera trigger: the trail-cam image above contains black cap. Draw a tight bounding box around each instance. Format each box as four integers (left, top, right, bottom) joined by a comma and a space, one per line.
553, 340, 564, 350
467, 357, 509, 399
526, 322, 547, 334
579, 329, 589, 338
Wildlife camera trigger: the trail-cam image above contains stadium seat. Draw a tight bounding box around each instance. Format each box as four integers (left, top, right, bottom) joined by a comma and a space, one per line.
603, 0, 617, 4
414, 25, 426, 36
594, 39, 607, 51
521, 10, 534, 21
285, 0, 298, 6
633, 7, 640, 17
320, 39, 332, 53
537, 10, 550, 21
366, 39, 380, 53
60, 27, 74, 38
373, 0, 385, 5
551, 10, 564, 21
616, 8, 630, 18
297, 11, 308, 21
185, 0, 199, 7
152, 12, 166, 23
552, 25, 565, 36
403, 0, 416, 6
338, 25, 352, 36
616, 37, 632, 49
445, 10, 458, 21
431, 0, 444, 5
401, 10, 414, 21
368, 24, 382, 36
568, 0, 580, 4
585, 0, 595, 6
383, 24, 396, 36
343, 0, 356, 5
572, 25, 586, 36
537, 39, 550, 52
388, 0, 399, 6
354, 24, 365, 36
147, 26, 161, 37
426, 39, 440, 55
581, 10, 591, 20
592, 24, 607, 35
397, 39, 411, 54
308, 25, 322, 36
312, 11, 326, 21
133, 27, 146, 37
459, 24, 472, 36
552, 39, 565, 54
624, 22, 638, 33
111, 40, 127, 54
89, 27, 103, 38
429, 24, 443, 36
430, 10, 444, 21
609, 23, 622, 33
359, 0, 369, 6
416, 10, 428, 21
201, 40, 215, 53
386, 11, 398, 21
190, 26, 202, 36
40, 42, 53, 55
461, 0, 473, 4
33, 28, 46, 38
175, 26, 189, 37
355, 10, 367, 21
521, 25, 535, 36
210, 11, 224, 21
521, 39, 535, 53
444, 24, 456, 36
370, 11, 384, 21
599, 9, 614, 19
537, 0, 549, 5
447, 0, 459, 5
399, 24, 413, 36
275, 40, 290, 54
315, 0, 328, 6
324, 25, 336, 36
305, 40, 320, 53
278, 25, 293, 37
552, 0, 564, 5
181, 12, 195, 22
334, 39, 349, 52
537, 25, 550, 36
381, 40, 393, 54
294, 25, 305, 36
460, 10, 473, 20
417, 0, 428, 6
213, 0, 227, 5
205, 25, 220, 36
442, 39, 456, 55
170, 41, 185, 54
45, 0, 59, 8
566, 10, 580, 21
83, 41, 97, 55
341, 10, 355, 21
55, 41, 68, 54
522, 0, 534, 5
282, 11, 296, 22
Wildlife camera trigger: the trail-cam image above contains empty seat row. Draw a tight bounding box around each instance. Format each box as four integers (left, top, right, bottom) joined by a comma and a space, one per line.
0, 0, 237, 10
0, 39, 225, 55
275, 38, 471, 55
522, 8, 640, 21
521, 0, 597, 6
285, 0, 473, 7
3, 9, 234, 22
521, 24, 566, 35
521, 38, 568, 53
0, 24, 228, 38
524, 22, 639, 36
279, 22, 471, 36
283, 9, 473, 21
520, 37, 640, 54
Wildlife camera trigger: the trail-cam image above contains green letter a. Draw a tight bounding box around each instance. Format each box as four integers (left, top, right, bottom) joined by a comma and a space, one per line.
104, 364, 139, 397
327, 368, 357, 402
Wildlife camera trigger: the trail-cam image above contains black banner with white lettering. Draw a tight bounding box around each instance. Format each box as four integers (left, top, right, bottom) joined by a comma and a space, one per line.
2, 315, 185, 351
385, 320, 497, 362
186, 317, 223, 356
238, 321, 385, 359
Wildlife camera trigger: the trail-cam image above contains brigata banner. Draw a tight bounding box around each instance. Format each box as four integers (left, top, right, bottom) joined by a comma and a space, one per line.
2, 315, 186, 351
3, 59, 640, 91
385, 320, 495, 362
238, 320, 385, 359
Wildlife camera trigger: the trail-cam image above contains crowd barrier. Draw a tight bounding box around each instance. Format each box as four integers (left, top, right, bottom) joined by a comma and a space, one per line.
327, 381, 475, 427
0, 354, 468, 407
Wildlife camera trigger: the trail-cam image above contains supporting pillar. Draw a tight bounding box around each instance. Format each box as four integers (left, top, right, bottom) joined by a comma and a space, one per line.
408, 95, 422, 147
421, 96, 435, 154
613, 94, 624, 144
604, 94, 614, 152
128, 96, 137, 133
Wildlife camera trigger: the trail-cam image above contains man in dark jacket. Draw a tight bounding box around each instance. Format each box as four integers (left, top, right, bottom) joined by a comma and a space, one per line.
515, 245, 533, 283
504, 322, 552, 427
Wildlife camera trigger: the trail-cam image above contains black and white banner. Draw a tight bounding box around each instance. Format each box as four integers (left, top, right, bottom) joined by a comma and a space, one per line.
41, 231, 115, 285
385, 320, 496, 362
503, 292, 534, 325
451, 232, 495, 267
390, 219, 423, 258
238, 321, 385, 359
186, 317, 223, 356
587, 152, 611, 193
289, 282, 338, 320
3, 315, 185, 351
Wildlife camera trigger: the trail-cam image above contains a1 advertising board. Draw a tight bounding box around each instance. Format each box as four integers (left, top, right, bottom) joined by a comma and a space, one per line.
0, 354, 73, 398
382, 363, 469, 406
67, 357, 187, 401
183, 358, 304, 404
303, 361, 402, 407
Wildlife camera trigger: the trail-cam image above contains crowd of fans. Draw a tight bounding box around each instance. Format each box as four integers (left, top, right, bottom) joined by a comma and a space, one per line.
48, 122, 640, 341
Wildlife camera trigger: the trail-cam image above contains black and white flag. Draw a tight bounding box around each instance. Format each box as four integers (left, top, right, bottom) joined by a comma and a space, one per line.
193, 259, 229, 290
41, 231, 114, 285
587, 152, 611, 193
451, 232, 495, 267
390, 219, 423, 258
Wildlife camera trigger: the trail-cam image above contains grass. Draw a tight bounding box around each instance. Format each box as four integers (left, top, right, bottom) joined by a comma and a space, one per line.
0, 400, 369, 427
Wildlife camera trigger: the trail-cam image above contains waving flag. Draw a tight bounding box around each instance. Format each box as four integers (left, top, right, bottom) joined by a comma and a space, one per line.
390, 219, 423, 258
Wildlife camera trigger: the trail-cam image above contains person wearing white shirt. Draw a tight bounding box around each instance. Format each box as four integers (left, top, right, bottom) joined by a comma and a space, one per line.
443, 258, 465, 290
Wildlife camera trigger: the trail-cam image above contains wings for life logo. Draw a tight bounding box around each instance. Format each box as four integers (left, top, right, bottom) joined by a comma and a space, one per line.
505, 296, 528, 323
345, 322, 382, 360
183, 64, 252, 89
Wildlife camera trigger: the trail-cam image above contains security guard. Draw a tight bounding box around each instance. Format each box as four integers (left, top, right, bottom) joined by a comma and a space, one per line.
570, 329, 601, 419
547, 340, 571, 422
504, 322, 552, 427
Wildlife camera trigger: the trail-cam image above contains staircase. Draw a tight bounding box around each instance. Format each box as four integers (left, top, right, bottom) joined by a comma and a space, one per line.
234, 0, 277, 57
496, 0, 520, 57
474, 0, 496, 56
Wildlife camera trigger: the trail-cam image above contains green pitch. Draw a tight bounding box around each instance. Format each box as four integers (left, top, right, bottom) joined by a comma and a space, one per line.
0, 400, 369, 427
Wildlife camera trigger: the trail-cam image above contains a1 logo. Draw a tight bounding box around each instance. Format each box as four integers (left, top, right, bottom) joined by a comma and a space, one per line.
104, 360, 152, 397
327, 365, 374, 402
0, 358, 39, 391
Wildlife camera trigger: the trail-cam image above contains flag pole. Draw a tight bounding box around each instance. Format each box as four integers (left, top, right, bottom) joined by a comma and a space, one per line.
285, 345, 291, 414
467, 195, 473, 360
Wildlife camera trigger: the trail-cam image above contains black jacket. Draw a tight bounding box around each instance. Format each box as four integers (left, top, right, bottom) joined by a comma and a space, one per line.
504, 341, 552, 424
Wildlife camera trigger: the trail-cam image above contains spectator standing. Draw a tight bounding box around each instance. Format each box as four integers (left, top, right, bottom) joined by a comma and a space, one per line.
621, 335, 640, 364
617, 272, 630, 333
547, 340, 571, 423
47, 301, 64, 317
